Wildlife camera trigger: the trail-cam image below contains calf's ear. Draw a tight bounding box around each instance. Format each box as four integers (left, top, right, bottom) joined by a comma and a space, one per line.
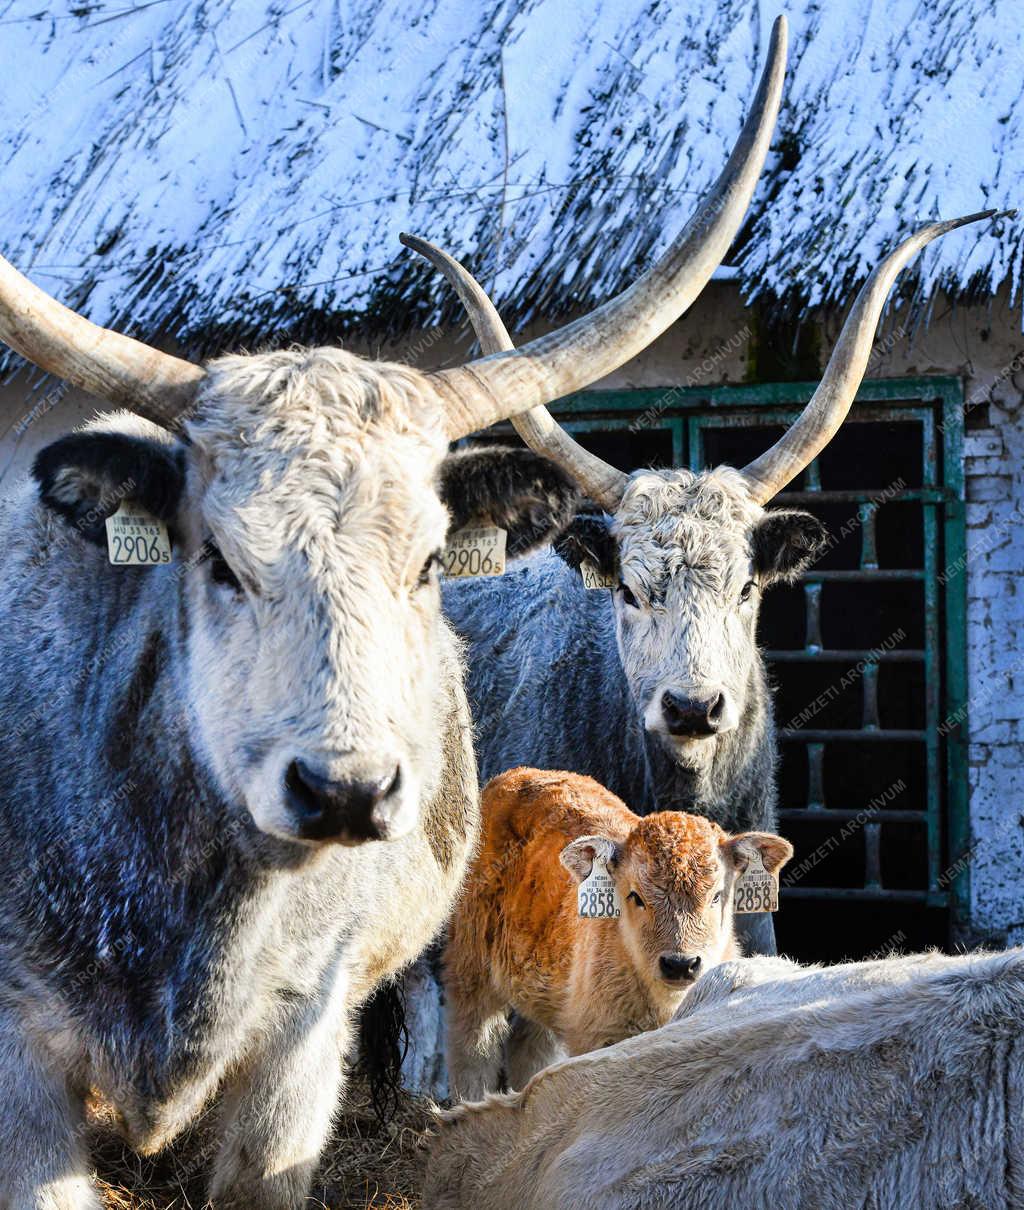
439, 446, 579, 557
725, 832, 794, 877
752, 509, 829, 586
560, 834, 620, 883
554, 513, 619, 581
33, 430, 185, 546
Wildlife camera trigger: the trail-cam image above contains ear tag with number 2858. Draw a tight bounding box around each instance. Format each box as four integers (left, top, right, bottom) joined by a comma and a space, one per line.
578, 854, 622, 919
734, 849, 779, 914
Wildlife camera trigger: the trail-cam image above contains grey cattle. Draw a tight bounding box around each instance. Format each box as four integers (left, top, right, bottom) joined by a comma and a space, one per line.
0, 17, 790, 1203
424, 948, 1024, 1210
0, 382, 576, 1209
412, 207, 1008, 958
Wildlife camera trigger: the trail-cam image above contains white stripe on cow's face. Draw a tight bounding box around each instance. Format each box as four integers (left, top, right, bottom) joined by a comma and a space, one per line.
175, 348, 452, 846
611, 468, 765, 769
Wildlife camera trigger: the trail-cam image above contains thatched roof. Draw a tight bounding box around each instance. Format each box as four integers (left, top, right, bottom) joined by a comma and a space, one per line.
0, 0, 1018, 355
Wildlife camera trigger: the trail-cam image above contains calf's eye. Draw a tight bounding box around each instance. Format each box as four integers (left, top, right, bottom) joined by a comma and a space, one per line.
711, 890, 723, 905
739, 580, 756, 604
627, 890, 646, 909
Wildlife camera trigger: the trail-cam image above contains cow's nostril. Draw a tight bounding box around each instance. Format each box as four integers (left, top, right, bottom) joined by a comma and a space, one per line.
708, 693, 726, 723
659, 953, 702, 982
285, 758, 325, 820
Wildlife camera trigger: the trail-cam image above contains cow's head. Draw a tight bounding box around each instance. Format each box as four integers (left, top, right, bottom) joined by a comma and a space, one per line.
404, 203, 999, 773
32, 380, 577, 848
555, 471, 827, 764
561, 812, 792, 1003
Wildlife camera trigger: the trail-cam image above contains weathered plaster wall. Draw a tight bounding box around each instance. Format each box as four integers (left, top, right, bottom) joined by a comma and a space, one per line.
0, 279, 1019, 943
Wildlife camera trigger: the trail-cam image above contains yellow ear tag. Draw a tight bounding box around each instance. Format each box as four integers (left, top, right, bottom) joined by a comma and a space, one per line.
734, 850, 779, 914
581, 560, 616, 589
105, 502, 172, 566
578, 854, 622, 919
443, 526, 507, 577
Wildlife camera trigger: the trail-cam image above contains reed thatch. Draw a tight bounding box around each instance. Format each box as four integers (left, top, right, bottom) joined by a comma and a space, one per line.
0, 1, 1017, 354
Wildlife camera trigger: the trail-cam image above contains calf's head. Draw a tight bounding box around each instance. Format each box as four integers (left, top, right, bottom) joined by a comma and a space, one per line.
561, 813, 792, 996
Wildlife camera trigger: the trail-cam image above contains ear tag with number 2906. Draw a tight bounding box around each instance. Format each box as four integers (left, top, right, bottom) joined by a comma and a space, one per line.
443, 526, 507, 577
106, 502, 172, 566
578, 854, 622, 919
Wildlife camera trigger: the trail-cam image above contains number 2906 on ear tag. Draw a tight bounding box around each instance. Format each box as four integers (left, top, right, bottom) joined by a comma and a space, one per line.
578, 855, 622, 919
105, 503, 172, 566
443, 526, 506, 578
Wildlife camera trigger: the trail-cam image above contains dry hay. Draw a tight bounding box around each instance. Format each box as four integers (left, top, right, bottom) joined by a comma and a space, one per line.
90, 1080, 435, 1210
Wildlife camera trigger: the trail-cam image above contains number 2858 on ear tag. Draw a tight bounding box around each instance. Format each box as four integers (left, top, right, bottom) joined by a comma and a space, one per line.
578, 855, 622, 919
105, 503, 172, 566
734, 851, 779, 914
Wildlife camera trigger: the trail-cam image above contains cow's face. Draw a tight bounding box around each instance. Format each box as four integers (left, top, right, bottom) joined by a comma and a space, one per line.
563, 813, 792, 1003
558, 468, 827, 769
33, 352, 577, 848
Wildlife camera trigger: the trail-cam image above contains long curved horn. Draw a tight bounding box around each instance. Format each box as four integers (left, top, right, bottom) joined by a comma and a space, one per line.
401, 233, 628, 508
740, 208, 1015, 504
426, 14, 788, 442
0, 254, 204, 425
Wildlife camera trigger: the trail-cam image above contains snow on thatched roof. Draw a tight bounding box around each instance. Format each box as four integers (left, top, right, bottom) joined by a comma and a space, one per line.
0, 0, 1019, 354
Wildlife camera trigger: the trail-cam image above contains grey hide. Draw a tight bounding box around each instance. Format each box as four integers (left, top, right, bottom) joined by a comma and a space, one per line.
424, 948, 1024, 1209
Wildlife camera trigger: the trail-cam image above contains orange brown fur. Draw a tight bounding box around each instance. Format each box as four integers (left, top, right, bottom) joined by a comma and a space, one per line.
443, 767, 792, 1099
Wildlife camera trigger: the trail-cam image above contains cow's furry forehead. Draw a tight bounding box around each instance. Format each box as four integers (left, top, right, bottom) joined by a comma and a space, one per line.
625, 811, 726, 896
189, 347, 447, 462
614, 468, 762, 600
183, 348, 450, 565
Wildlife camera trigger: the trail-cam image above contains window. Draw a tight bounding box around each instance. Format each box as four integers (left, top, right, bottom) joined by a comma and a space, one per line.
491, 378, 969, 962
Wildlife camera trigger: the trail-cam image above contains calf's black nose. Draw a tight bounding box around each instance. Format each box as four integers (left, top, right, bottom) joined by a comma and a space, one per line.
661, 690, 724, 737
659, 953, 702, 982
285, 759, 400, 843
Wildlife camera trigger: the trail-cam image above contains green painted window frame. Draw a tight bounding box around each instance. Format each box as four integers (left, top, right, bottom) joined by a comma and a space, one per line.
542, 376, 969, 930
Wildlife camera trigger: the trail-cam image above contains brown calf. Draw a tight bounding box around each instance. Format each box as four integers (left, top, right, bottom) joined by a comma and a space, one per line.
443, 767, 793, 1098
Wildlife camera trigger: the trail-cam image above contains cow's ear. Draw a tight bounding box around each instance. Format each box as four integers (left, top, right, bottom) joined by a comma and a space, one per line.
560, 834, 620, 883
439, 446, 579, 557
725, 831, 794, 877
32, 431, 185, 546
554, 513, 618, 580
752, 509, 829, 586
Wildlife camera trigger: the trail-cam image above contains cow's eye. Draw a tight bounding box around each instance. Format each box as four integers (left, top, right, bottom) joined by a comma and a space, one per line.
207, 544, 242, 592
739, 580, 756, 604
618, 582, 640, 609
627, 890, 646, 909
417, 549, 443, 589
711, 890, 723, 905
